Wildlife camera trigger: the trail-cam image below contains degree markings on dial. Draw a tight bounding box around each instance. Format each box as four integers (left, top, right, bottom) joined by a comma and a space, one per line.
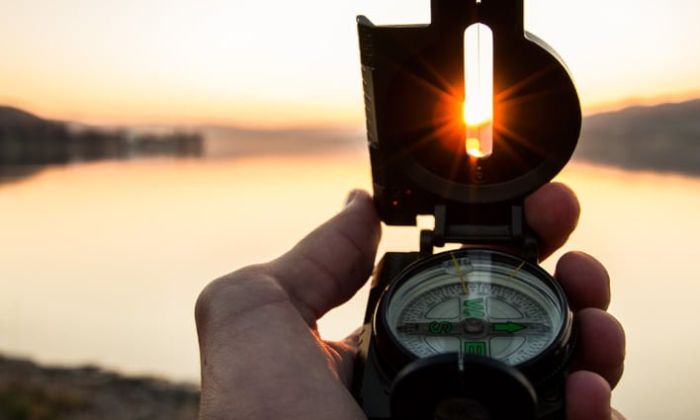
399, 283, 550, 328
397, 320, 550, 337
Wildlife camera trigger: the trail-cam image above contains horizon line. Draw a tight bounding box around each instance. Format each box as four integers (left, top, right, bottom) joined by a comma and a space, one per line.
3, 90, 699, 132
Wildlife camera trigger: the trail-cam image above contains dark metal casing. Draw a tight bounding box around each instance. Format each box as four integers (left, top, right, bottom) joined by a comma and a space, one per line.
358, 0, 580, 224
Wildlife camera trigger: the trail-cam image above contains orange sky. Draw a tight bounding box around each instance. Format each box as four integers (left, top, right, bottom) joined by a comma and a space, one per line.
1, 0, 699, 128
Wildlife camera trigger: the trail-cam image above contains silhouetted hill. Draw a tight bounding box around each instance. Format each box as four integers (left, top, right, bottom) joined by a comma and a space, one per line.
0, 107, 203, 169
0, 106, 49, 127
576, 99, 700, 174
2, 98, 699, 181
200, 101, 700, 175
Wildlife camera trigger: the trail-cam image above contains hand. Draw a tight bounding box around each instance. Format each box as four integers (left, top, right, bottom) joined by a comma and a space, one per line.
195, 184, 626, 420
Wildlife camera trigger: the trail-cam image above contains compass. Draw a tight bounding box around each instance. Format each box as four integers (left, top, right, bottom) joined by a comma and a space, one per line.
375, 249, 573, 384
352, 0, 582, 419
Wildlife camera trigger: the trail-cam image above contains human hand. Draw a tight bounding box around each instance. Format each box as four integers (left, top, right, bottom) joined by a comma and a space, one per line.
195, 184, 625, 420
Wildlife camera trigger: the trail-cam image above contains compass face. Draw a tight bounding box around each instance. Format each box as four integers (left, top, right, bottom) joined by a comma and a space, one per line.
382, 250, 566, 366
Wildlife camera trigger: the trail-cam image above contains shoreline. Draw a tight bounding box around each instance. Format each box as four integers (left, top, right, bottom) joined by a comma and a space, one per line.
0, 355, 199, 419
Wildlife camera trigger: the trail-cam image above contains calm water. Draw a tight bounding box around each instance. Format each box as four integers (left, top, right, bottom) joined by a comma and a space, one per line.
1, 151, 699, 419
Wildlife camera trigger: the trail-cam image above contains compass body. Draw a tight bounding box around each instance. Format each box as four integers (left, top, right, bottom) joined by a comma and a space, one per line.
353, 0, 582, 418
353, 251, 575, 420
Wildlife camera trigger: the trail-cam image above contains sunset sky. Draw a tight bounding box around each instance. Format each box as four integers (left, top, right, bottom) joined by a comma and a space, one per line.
1, 0, 699, 128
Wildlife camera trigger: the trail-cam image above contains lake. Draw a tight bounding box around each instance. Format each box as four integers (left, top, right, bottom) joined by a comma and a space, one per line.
1, 149, 698, 419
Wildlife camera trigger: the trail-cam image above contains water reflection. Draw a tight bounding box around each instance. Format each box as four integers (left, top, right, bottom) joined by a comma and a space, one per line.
0, 152, 698, 419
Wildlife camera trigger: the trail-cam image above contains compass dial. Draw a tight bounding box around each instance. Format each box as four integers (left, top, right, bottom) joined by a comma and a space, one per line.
381, 250, 567, 367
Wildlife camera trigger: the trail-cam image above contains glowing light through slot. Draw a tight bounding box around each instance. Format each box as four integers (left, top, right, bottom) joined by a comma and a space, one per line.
463, 23, 494, 159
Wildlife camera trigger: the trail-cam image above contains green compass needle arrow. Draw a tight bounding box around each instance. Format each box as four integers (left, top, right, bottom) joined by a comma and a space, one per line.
493, 322, 527, 333
491, 321, 551, 335
397, 320, 550, 337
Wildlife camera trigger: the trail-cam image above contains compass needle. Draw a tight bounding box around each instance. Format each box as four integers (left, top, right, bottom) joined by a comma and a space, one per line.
450, 253, 469, 296
386, 251, 569, 366
506, 261, 526, 282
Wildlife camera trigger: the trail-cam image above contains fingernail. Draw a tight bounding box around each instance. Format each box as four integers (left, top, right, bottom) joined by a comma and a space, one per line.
344, 190, 359, 206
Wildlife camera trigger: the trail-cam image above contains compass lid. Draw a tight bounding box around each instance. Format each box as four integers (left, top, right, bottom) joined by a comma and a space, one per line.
359, 0, 581, 223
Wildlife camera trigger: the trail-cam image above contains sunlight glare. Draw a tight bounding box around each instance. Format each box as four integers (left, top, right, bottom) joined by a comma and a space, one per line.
463, 23, 494, 159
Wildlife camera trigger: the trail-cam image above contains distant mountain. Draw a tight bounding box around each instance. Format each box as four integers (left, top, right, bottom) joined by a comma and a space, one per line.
2, 98, 699, 179
576, 99, 700, 174
0, 107, 203, 168
0, 106, 51, 127
198, 101, 700, 174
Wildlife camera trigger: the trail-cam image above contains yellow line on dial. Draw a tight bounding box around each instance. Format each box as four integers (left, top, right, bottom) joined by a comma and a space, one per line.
450, 253, 469, 296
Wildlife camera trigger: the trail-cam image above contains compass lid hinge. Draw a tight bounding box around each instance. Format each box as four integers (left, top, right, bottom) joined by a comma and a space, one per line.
419, 204, 538, 262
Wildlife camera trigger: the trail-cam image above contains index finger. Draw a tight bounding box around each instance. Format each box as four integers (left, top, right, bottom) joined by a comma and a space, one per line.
525, 182, 580, 260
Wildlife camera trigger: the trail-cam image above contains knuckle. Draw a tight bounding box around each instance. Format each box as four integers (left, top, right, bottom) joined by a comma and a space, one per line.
194, 264, 271, 326
194, 278, 223, 327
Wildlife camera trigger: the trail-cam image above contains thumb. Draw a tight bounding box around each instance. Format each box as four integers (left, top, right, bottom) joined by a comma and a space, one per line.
268, 190, 381, 324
